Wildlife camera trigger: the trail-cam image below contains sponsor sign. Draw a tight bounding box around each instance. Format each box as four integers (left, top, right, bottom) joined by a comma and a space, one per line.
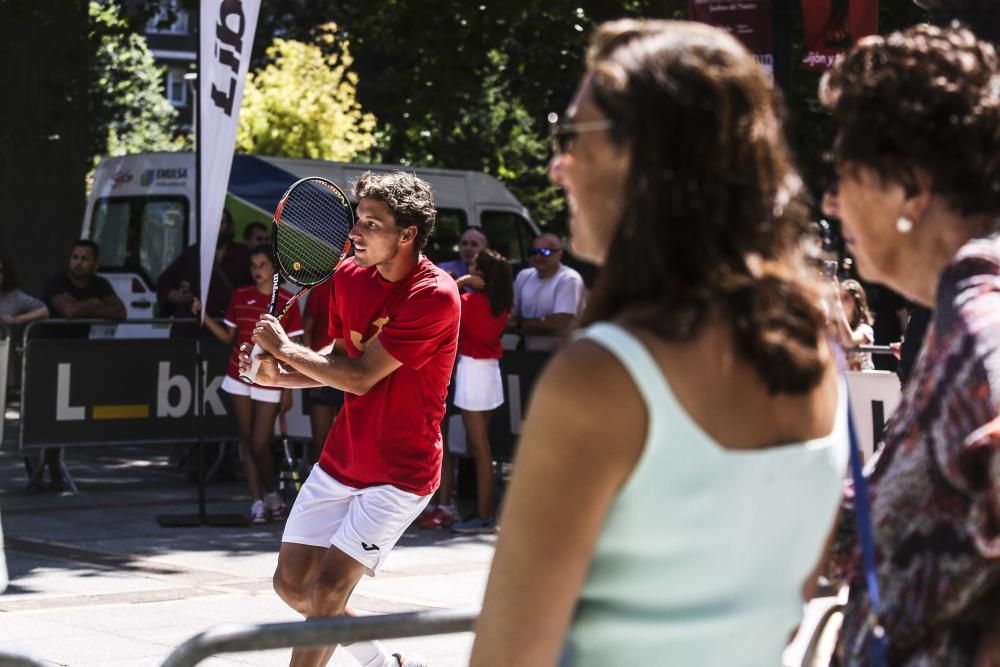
20, 338, 237, 448
199, 0, 261, 319
688, 0, 775, 76
800, 0, 878, 71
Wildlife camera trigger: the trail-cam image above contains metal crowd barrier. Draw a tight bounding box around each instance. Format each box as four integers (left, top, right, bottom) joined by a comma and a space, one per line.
0, 321, 9, 446
161, 608, 478, 667
0, 651, 47, 667
854, 344, 894, 356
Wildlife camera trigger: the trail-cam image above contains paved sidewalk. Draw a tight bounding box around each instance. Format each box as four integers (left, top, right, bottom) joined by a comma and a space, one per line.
0, 445, 494, 666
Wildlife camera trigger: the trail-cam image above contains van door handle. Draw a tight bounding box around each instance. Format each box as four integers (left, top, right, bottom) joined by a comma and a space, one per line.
131, 299, 152, 308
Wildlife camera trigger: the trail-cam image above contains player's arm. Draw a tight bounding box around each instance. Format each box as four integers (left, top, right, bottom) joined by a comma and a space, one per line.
470, 339, 645, 666
251, 313, 400, 394
241, 323, 374, 391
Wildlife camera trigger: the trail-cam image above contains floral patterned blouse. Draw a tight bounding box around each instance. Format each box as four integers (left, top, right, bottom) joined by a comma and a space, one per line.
832, 232, 1000, 665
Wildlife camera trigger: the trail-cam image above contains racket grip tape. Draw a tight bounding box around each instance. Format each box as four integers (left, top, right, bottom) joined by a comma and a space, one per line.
240, 343, 265, 384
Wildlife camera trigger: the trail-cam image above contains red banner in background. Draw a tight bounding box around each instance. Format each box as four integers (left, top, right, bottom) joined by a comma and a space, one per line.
688, 1, 774, 77
800, 0, 878, 70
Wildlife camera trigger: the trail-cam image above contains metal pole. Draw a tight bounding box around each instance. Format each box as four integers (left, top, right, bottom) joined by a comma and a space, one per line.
161, 608, 478, 667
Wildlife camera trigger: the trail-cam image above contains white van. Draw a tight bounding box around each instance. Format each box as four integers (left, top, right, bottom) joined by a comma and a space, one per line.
83, 152, 540, 319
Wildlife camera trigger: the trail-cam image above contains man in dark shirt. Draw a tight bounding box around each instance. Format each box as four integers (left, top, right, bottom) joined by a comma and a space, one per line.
156, 209, 251, 321
36, 239, 125, 490
43, 240, 126, 321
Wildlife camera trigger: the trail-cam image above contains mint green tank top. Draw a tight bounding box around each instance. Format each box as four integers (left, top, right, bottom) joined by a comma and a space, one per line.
561, 323, 849, 666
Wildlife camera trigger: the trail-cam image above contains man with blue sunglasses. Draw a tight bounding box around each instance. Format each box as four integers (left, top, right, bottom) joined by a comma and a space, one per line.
511, 233, 584, 351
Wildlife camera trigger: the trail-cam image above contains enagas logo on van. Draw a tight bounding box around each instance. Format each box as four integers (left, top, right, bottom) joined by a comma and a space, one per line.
111, 171, 134, 189
140, 168, 190, 187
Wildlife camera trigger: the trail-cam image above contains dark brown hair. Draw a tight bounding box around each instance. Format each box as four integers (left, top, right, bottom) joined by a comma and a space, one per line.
474, 248, 514, 318
353, 171, 437, 250
820, 24, 1000, 217
582, 19, 826, 394
840, 279, 873, 330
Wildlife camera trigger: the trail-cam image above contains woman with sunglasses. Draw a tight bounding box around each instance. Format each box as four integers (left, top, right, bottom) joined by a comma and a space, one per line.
471, 20, 849, 665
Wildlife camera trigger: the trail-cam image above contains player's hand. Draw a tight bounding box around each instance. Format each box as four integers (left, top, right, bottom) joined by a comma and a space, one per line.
238, 342, 281, 385
191, 298, 202, 316
253, 314, 291, 358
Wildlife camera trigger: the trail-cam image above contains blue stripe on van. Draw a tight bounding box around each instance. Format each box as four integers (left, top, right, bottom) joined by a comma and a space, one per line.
227, 155, 300, 215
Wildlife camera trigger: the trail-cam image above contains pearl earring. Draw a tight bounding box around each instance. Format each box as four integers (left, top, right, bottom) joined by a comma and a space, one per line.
896, 216, 913, 234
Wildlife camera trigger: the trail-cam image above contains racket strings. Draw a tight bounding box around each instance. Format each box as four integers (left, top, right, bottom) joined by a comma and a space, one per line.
275, 179, 353, 285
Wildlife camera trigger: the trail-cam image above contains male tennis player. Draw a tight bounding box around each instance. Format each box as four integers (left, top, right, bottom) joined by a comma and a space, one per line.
240, 170, 459, 667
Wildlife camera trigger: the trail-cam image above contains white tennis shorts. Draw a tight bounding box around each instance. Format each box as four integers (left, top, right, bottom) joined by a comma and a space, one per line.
282, 465, 431, 575
221, 375, 281, 404
453, 355, 504, 412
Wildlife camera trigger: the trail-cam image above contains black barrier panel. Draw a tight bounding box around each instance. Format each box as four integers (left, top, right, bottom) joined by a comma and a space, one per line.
489, 350, 550, 463
21, 337, 238, 449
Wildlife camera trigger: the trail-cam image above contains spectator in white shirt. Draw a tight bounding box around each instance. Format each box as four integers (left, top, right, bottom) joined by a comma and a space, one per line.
511, 233, 584, 350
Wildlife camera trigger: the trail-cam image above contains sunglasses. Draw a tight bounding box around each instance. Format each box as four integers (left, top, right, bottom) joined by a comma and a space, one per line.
529, 247, 559, 258
547, 112, 615, 155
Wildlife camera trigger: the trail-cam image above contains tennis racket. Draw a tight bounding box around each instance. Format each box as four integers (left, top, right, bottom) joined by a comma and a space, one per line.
240, 176, 353, 384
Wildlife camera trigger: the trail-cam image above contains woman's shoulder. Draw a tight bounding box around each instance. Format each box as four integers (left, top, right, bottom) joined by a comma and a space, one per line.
526, 334, 648, 474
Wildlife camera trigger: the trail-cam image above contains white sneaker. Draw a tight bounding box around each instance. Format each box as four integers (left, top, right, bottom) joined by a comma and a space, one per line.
265, 492, 286, 520
250, 500, 267, 524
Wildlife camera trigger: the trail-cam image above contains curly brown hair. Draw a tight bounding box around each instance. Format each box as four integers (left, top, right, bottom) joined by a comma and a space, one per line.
581, 19, 827, 394
353, 171, 437, 250
820, 23, 1000, 217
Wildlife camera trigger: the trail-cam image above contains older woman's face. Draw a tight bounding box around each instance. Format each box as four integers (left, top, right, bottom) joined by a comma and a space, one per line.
548, 75, 630, 265
836, 165, 911, 291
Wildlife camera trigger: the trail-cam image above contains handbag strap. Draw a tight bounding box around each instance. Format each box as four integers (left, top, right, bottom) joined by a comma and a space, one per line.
840, 352, 889, 664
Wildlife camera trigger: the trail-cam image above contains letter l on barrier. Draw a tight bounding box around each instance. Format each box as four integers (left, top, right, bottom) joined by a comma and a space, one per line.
56, 363, 85, 421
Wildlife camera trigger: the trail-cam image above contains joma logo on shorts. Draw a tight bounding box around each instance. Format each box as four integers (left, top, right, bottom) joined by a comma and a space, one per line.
361, 542, 380, 552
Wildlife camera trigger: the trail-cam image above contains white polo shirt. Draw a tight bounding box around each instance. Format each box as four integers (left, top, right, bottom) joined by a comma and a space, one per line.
514, 264, 585, 351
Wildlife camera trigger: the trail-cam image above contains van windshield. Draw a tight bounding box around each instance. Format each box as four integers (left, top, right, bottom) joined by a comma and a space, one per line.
424, 208, 467, 264
91, 196, 187, 283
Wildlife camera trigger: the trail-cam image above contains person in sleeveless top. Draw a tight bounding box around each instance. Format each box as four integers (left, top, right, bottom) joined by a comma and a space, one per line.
471, 20, 850, 666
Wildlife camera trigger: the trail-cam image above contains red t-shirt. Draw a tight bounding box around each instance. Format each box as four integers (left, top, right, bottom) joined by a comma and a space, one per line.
319, 256, 460, 495
459, 292, 509, 360
223, 285, 304, 384
303, 280, 334, 351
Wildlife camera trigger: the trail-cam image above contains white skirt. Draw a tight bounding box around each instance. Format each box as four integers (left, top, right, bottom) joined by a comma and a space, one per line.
453, 355, 504, 411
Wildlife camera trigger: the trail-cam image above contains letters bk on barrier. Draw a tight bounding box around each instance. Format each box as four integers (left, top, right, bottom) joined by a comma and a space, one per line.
20, 337, 236, 449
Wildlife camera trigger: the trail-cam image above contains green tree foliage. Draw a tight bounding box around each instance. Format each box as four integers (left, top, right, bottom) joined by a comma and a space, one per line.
88, 0, 184, 171
237, 23, 376, 161
249, 0, 948, 231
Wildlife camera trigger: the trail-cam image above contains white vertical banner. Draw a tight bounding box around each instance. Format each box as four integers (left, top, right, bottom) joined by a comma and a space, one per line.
198, 0, 261, 318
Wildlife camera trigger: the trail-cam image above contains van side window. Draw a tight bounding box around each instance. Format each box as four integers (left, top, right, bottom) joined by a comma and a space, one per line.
480, 211, 535, 264
92, 200, 131, 267
424, 208, 467, 264
91, 196, 187, 283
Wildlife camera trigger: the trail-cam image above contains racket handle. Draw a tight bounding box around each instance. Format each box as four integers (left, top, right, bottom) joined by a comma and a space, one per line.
240, 343, 264, 384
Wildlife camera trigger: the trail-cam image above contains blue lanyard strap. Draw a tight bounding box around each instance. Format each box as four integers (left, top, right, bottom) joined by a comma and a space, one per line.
833, 339, 888, 663
845, 383, 889, 664
846, 404, 883, 615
